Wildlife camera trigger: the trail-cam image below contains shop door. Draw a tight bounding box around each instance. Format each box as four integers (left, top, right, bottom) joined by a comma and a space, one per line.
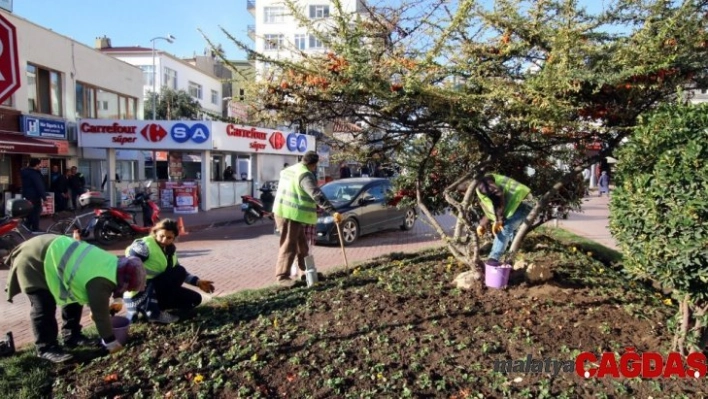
212, 154, 223, 181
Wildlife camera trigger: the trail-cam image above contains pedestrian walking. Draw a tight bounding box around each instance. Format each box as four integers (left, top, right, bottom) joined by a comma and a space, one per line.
339, 161, 351, 179
68, 166, 86, 210
598, 171, 610, 197
20, 158, 47, 232
51, 167, 70, 213
582, 168, 591, 196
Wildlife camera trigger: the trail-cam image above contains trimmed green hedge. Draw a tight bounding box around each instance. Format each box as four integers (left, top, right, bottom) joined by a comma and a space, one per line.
609, 102, 708, 300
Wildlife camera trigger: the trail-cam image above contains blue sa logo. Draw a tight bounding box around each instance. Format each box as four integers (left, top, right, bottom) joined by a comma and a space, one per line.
171, 123, 210, 144
286, 133, 308, 153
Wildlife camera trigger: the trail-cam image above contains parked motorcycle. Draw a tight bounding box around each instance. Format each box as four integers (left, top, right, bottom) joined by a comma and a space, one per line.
241, 181, 277, 225
93, 182, 160, 246
0, 199, 38, 261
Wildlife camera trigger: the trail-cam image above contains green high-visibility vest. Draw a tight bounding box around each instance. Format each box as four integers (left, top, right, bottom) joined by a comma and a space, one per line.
272, 163, 317, 224
476, 173, 530, 222
44, 236, 117, 306
124, 235, 176, 298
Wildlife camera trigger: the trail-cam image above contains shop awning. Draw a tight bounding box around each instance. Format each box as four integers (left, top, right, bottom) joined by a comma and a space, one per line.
0, 132, 58, 154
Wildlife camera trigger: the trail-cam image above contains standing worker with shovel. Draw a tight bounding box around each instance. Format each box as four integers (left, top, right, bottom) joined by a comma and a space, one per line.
272, 151, 342, 287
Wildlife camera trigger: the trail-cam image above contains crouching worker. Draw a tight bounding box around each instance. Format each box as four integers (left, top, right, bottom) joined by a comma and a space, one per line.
473, 174, 532, 264
5, 234, 146, 363
123, 219, 215, 324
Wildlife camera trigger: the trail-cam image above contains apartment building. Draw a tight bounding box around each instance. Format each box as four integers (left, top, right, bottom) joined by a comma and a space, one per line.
247, 0, 366, 76
0, 11, 144, 205
96, 37, 223, 119
183, 51, 254, 120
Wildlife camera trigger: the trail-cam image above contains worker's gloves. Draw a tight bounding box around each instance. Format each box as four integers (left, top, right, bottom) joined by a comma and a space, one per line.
109, 298, 123, 315
197, 279, 215, 293
492, 221, 504, 236
103, 339, 124, 354
332, 212, 343, 224
476, 225, 486, 237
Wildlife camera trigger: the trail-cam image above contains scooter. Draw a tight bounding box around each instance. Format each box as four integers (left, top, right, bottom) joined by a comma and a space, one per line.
93, 182, 160, 246
241, 181, 276, 225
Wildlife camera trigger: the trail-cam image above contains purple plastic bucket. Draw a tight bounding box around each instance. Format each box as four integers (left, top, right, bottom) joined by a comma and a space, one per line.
111, 316, 131, 345
485, 263, 512, 289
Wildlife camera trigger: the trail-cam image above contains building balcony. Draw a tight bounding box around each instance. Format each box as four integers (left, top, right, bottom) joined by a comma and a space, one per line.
247, 25, 255, 41
247, 0, 255, 16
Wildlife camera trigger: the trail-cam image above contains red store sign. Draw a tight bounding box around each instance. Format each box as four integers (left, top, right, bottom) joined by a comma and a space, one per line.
226, 124, 267, 140
213, 122, 315, 155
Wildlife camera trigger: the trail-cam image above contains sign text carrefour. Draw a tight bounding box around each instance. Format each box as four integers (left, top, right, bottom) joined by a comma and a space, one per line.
78, 120, 214, 150
215, 123, 315, 155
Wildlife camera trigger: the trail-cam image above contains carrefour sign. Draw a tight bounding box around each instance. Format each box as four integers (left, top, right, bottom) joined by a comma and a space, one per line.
77, 119, 213, 150
212, 123, 315, 154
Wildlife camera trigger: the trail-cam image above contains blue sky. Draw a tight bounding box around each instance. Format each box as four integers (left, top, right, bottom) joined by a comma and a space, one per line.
13, 0, 252, 60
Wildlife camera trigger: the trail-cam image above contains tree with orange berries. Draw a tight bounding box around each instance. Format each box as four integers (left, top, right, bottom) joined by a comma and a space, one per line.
211, 0, 708, 269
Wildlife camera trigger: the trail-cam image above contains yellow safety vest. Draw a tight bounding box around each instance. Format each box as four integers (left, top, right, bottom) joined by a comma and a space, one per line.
272, 163, 317, 224
476, 173, 530, 221
44, 236, 117, 306
124, 236, 176, 297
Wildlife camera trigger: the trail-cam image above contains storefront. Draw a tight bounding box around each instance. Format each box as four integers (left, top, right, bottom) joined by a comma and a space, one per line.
211, 123, 315, 209
77, 119, 316, 211
0, 108, 76, 215
78, 119, 213, 211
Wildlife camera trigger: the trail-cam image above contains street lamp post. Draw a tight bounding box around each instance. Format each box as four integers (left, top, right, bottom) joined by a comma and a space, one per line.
150, 34, 176, 120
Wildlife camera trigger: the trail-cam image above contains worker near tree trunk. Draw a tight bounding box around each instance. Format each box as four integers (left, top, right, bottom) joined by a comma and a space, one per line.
473, 174, 532, 264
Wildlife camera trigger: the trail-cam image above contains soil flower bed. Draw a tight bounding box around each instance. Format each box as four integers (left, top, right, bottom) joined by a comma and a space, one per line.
0, 229, 703, 398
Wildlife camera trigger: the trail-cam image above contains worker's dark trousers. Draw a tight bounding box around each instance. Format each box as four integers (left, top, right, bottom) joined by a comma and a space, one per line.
151, 265, 202, 312
26, 289, 82, 352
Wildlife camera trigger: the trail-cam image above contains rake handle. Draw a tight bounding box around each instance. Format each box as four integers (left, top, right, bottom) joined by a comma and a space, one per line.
335, 221, 350, 271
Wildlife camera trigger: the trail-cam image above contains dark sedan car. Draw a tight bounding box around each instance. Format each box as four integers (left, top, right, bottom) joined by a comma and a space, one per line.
315, 177, 416, 245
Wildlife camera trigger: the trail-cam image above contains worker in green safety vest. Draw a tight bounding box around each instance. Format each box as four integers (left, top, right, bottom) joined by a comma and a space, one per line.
272, 151, 342, 287
123, 219, 215, 324
474, 173, 533, 264
5, 234, 146, 363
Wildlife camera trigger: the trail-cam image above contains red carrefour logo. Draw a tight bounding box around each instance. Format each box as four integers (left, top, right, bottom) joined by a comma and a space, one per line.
140, 124, 168, 142
269, 131, 285, 150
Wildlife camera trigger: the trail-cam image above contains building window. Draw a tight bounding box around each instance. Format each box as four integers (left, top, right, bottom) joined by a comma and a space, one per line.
264, 34, 284, 50
188, 81, 203, 99
294, 34, 307, 50
211, 90, 219, 105
140, 65, 155, 87
75, 82, 97, 118
97, 89, 119, 119
76, 82, 135, 119
309, 35, 324, 49
164, 67, 178, 90
27, 64, 63, 116
264, 6, 284, 23
309, 5, 330, 19
119, 95, 137, 119
127, 97, 136, 118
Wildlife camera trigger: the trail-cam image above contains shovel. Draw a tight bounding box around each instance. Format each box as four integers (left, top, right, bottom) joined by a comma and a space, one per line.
334, 220, 350, 271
